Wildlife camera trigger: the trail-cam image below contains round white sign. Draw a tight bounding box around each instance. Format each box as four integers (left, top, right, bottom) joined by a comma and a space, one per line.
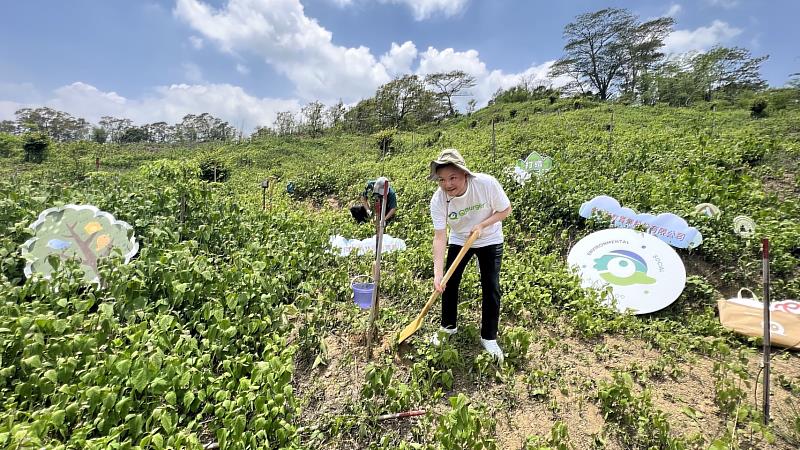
567, 228, 686, 314
732, 215, 756, 238
694, 203, 720, 218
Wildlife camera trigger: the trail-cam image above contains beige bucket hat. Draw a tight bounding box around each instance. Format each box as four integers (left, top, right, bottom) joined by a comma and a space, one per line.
428, 148, 475, 181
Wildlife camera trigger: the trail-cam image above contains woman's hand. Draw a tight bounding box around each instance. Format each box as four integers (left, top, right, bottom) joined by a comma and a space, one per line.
470, 223, 484, 239
434, 273, 445, 293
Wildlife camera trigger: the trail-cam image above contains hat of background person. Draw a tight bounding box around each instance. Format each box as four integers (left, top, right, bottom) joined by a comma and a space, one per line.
428, 148, 475, 181
364, 177, 390, 197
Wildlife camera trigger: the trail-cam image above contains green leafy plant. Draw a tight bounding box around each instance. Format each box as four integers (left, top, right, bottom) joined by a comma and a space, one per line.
435, 394, 497, 450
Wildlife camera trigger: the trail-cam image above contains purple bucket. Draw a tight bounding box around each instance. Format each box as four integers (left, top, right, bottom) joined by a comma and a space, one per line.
351, 275, 374, 309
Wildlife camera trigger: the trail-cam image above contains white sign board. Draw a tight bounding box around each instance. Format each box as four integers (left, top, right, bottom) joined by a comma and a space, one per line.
694, 203, 721, 218
567, 228, 686, 314
579, 195, 703, 249
732, 215, 756, 238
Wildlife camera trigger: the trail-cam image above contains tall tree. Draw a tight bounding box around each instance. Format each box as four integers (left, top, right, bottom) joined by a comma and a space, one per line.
15, 107, 90, 141
342, 99, 378, 134
119, 126, 149, 143
550, 8, 634, 100
99, 116, 133, 143
91, 127, 108, 144
789, 72, 800, 89
325, 100, 346, 130
375, 75, 426, 129
550, 8, 672, 101
250, 126, 275, 140
618, 16, 675, 100
143, 122, 170, 143
273, 111, 296, 136
425, 70, 477, 117
301, 101, 325, 136
375, 75, 444, 129
690, 47, 768, 101
0, 120, 18, 134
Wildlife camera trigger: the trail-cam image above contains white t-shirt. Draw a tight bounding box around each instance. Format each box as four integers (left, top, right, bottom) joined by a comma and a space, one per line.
430, 173, 511, 247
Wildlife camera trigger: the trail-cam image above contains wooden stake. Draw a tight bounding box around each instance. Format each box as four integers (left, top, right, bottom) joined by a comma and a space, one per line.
491, 118, 496, 158
762, 238, 771, 424
377, 409, 426, 421
366, 178, 389, 359
180, 194, 186, 224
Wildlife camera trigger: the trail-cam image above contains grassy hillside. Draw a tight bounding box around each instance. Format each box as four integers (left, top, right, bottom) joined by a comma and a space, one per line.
1, 99, 799, 449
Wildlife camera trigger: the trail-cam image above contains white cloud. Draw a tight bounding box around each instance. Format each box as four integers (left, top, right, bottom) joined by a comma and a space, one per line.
0, 81, 299, 132
174, 0, 392, 103
665, 3, 682, 17
0, 0, 573, 129
417, 47, 486, 76
380, 41, 418, 76
663, 20, 742, 54
236, 63, 250, 75
49, 82, 128, 116
140, 84, 299, 130
189, 35, 204, 49
173, 0, 559, 111
382, 0, 469, 21
415, 47, 570, 109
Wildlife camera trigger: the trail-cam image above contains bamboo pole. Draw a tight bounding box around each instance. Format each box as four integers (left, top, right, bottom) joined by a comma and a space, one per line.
366, 177, 389, 359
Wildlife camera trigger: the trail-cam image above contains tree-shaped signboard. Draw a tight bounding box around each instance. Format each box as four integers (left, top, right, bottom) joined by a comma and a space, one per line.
21, 204, 138, 283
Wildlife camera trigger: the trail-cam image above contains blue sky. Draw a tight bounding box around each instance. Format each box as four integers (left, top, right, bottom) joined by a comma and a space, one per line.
1, 0, 798, 131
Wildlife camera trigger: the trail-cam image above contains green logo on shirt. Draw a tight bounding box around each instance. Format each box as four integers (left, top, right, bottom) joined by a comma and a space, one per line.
448, 203, 486, 220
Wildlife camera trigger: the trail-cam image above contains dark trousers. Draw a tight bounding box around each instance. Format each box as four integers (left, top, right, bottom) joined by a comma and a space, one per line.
350, 205, 395, 226
441, 243, 503, 340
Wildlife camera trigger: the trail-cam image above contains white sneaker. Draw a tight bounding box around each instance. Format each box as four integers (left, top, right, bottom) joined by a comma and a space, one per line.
480, 338, 504, 364
430, 326, 457, 346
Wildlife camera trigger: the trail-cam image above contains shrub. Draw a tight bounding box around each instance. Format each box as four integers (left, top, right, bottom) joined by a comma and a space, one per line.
424, 130, 442, 147
0, 132, 21, 158
199, 156, 230, 182
373, 128, 396, 156
750, 97, 768, 118
22, 131, 50, 163
138, 159, 200, 182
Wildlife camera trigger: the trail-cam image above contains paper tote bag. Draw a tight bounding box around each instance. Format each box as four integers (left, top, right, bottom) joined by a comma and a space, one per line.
717, 288, 800, 350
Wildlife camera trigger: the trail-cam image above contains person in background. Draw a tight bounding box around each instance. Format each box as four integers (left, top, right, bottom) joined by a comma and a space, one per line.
351, 179, 397, 226
428, 149, 511, 363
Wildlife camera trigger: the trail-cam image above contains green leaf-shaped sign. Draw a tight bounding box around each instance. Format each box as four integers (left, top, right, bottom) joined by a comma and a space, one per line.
21, 204, 139, 283
520, 151, 553, 174
513, 151, 554, 185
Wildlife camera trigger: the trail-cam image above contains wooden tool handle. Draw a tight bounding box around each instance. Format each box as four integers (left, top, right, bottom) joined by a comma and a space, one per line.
418, 230, 480, 318
440, 230, 479, 285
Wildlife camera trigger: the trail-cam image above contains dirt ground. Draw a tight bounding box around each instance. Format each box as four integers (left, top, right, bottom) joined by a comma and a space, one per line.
291, 311, 800, 449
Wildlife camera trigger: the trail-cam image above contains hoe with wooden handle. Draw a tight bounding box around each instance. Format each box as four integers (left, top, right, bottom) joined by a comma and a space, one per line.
397, 230, 479, 344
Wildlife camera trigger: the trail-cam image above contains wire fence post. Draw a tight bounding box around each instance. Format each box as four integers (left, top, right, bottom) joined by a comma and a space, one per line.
261, 180, 268, 211
491, 117, 496, 158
